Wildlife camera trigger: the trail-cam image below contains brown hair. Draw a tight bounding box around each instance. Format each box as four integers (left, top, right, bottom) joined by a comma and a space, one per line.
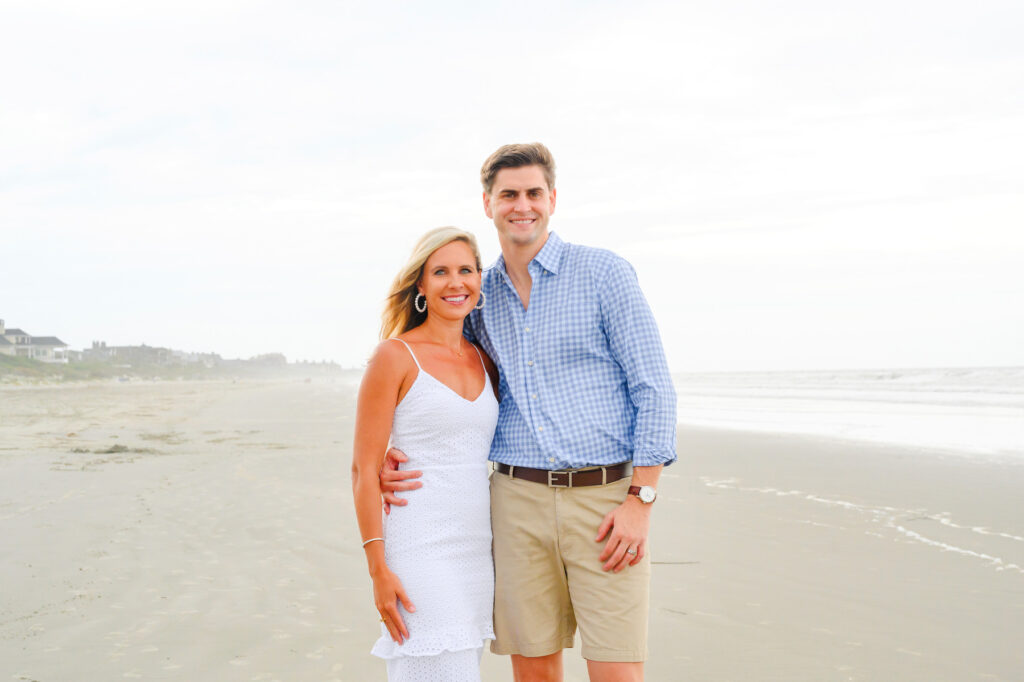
379, 227, 483, 340
480, 142, 556, 194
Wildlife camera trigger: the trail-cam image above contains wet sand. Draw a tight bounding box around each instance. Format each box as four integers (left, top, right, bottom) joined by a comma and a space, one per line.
2, 380, 1022, 680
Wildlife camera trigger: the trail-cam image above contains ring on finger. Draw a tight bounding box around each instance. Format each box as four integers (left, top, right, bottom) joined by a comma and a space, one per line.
626, 547, 638, 556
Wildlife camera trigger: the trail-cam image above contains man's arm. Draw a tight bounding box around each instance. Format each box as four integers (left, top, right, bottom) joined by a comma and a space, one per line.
600, 256, 677, 469
594, 256, 677, 570
379, 448, 422, 514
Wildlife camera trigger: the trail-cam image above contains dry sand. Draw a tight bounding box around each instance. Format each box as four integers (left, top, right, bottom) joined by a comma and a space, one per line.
2, 379, 1022, 681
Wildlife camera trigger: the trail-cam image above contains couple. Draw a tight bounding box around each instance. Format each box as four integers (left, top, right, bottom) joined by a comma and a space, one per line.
352, 143, 677, 682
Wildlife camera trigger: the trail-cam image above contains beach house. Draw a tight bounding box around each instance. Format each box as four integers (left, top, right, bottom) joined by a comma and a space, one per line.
0, 319, 69, 363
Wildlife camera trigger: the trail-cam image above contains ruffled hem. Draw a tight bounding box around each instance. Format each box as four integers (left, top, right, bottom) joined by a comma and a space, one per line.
370, 629, 495, 660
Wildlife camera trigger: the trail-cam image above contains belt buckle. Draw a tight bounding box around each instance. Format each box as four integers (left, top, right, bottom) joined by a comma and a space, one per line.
548, 470, 573, 488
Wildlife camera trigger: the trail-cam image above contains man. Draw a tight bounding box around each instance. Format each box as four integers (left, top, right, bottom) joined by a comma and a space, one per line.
382, 143, 676, 681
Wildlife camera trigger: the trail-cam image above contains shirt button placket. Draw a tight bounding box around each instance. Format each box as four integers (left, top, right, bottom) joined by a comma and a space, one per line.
523, 303, 543, 455
526, 258, 554, 468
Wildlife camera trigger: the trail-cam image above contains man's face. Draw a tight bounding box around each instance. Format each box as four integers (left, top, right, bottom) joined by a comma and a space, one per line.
483, 165, 556, 249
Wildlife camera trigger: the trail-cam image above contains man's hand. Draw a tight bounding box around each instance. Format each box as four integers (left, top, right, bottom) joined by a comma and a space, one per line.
379, 448, 422, 514
595, 497, 651, 572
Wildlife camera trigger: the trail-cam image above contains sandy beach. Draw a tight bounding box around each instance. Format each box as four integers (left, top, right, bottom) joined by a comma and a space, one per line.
2, 379, 1022, 681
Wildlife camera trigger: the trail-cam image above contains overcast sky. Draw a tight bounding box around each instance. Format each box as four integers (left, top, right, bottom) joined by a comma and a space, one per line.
2, 0, 1022, 371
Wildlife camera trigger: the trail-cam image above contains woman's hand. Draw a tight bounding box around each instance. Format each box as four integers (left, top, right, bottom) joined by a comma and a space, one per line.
373, 567, 416, 644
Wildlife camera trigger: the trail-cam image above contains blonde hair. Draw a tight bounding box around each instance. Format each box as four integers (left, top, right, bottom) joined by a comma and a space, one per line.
380, 227, 483, 340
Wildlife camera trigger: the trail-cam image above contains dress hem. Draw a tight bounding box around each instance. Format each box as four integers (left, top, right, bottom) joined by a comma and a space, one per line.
371, 633, 494, 660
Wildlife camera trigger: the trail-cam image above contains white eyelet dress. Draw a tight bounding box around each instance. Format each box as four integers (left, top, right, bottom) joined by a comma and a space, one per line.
371, 339, 498, 682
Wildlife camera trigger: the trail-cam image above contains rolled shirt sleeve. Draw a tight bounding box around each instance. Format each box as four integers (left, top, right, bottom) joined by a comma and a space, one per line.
598, 256, 678, 467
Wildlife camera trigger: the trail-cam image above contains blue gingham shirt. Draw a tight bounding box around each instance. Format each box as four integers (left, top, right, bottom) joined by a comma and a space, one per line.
466, 231, 677, 470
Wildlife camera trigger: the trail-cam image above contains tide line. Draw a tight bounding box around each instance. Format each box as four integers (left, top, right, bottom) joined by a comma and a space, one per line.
700, 477, 1024, 575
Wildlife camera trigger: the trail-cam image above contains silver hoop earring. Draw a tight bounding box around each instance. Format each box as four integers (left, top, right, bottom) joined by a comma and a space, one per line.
414, 293, 427, 313
474, 291, 486, 310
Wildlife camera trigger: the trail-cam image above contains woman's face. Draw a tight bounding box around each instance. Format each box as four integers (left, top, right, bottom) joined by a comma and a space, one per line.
417, 240, 482, 321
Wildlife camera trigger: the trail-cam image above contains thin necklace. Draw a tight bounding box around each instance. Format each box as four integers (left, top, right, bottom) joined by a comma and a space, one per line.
426, 334, 463, 357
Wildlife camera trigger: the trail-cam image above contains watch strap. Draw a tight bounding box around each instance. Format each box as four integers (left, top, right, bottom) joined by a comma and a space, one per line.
628, 485, 656, 503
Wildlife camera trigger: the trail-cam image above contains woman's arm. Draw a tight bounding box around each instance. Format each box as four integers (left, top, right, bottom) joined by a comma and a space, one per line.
351, 340, 416, 643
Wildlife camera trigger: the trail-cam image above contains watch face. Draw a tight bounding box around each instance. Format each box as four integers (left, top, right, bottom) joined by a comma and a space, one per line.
639, 486, 656, 503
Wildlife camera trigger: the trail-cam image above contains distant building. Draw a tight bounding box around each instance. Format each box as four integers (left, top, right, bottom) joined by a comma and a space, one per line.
81, 341, 111, 362
83, 341, 170, 365
0, 319, 69, 363
83, 341, 221, 367
169, 349, 222, 368
249, 353, 287, 366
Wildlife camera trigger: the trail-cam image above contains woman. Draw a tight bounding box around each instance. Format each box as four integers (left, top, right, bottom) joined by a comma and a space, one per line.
351, 227, 499, 681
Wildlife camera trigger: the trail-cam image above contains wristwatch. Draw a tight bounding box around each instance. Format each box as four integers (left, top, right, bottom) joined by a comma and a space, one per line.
628, 485, 657, 504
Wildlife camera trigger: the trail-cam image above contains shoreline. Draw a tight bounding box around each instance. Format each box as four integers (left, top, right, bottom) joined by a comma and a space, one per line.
677, 421, 1024, 462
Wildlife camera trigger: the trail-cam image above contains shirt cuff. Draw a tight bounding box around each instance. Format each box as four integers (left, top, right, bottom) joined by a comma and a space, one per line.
631, 446, 677, 468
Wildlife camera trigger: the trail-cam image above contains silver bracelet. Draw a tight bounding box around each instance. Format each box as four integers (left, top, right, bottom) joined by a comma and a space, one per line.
361, 537, 384, 548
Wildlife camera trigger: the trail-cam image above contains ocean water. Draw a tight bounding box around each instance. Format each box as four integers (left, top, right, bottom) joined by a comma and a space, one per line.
673, 366, 1024, 457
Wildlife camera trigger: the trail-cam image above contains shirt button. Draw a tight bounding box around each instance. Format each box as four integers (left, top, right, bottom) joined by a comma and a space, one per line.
538, 426, 544, 432
527, 360, 534, 366
525, 327, 531, 332
531, 393, 537, 399
548, 457, 555, 463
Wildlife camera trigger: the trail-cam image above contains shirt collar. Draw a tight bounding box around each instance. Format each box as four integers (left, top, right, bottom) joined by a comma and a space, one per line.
489, 231, 565, 276
533, 231, 564, 274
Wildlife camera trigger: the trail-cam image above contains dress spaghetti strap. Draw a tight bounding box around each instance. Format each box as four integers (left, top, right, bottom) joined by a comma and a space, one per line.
469, 343, 486, 373
391, 338, 422, 370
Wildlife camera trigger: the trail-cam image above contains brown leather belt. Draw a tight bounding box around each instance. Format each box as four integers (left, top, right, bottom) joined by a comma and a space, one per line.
494, 462, 631, 488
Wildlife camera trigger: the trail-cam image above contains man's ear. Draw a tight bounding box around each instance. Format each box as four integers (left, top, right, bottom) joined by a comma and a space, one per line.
549, 187, 556, 215
482, 191, 494, 219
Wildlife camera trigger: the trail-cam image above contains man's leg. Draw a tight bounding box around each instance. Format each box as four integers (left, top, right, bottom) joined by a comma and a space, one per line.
490, 472, 575, 665
586, 660, 643, 682
511, 651, 564, 682
559, 477, 651, 678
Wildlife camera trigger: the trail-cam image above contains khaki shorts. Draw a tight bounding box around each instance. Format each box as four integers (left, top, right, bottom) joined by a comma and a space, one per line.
489, 469, 650, 662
